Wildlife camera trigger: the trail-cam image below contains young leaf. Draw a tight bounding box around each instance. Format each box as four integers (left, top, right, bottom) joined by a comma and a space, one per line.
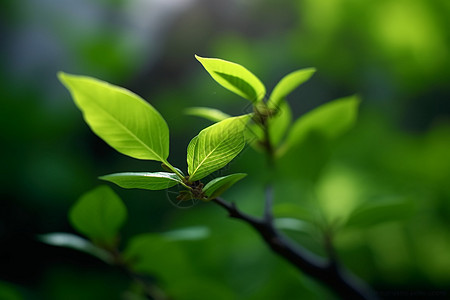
203, 173, 247, 200
186, 135, 199, 174
278, 95, 360, 157
69, 185, 127, 246
58, 72, 169, 162
39, 233, 114, 263
195, 55, 266, 102
268, 99, 292, 148
185, 107, 231, 122
99, 172, 183, 190
268, 68, 316, 108
187, 115, 250, 182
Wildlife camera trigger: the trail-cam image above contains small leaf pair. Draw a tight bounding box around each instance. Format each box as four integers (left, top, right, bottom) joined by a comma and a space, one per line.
192, 55, 317, 151
195, 55, 316, 107
97, 113, 249, 198
192, 55, 360, 159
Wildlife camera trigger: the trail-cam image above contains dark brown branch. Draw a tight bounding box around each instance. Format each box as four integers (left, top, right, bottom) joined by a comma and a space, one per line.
212, 197, 377, 300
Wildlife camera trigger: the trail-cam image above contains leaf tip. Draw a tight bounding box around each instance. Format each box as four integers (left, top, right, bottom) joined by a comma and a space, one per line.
57, 71, 69, 83
57, 72, 78, 88
194, 54, 204, 61
98, 174, 116, 184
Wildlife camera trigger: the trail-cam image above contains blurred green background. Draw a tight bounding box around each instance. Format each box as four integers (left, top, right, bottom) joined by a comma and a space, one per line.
1, 0, 449, 299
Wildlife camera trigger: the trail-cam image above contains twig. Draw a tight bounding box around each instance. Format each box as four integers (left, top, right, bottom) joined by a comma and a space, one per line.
212, 197, 377, 300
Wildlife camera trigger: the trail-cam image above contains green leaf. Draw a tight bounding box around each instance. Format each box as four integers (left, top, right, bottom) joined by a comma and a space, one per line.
268, 99, 292, 148
344, 198, 414, 228
124, 234, 191, 282
268, 68, 316, 108
279, 95, 360, 157
203, 173, 247, 200
99, 172, 183, 191
58, 72, 169, 162
186, 135, 199, 175
187, 115, 250, 182
162, 226, 211, 241
195, 55, 266, 102
69, 185, 127, 246
185, 107, 231, 122
38, 233, 114, 263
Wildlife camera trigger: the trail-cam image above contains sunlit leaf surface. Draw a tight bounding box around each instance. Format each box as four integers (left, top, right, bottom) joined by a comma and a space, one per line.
100, 172, 183, 191
268, 67, 316, 108
59, 72, 169, 162
196, 55, 266, 102
187, 115, 250, 181
185, 107, 231, 122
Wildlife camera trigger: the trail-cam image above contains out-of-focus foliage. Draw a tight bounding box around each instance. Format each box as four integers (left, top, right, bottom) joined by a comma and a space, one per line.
0, 281, 24, 300
1, 0, 449, 298
69, 186, 127, 246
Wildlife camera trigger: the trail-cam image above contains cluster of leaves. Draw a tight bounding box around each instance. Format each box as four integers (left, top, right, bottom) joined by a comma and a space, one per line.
57, 55, 360, 207
53, 54, 370, 254
40, 185, 213, 299
50, 55, 388, 298
186, 56, 413, 244
187, 56, 359, 161
57, 70, 251, 205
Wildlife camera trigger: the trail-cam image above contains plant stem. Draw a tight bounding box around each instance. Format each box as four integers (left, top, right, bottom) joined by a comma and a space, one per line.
162, 160, 191, 189
212, 197, 377, 300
